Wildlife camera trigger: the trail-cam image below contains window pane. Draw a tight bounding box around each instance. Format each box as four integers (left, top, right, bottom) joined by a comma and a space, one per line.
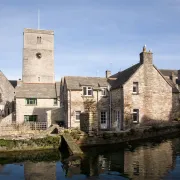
75, 111, 81, 120
101, 111, 107, 123
24, 115, 37, 122
133, 109, 139, 122
133, 82, 138, 93
26, 98, 37, 105
88, 89, 92, 95
83, 87, 87, 95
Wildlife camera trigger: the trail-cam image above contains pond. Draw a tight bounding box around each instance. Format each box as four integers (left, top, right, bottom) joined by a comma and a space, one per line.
0, 136, 180, 180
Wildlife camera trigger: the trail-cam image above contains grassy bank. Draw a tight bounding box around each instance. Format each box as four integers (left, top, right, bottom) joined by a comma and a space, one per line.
0, 135, 61, 152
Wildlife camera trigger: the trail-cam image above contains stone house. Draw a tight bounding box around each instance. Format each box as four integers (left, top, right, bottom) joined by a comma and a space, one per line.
61, 46, 180, 131
110, 46, 176, 130
60, 76, 109, 128
0, 71, 16, 118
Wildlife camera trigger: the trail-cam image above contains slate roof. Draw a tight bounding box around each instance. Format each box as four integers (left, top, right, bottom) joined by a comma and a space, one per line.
164, 77, 179, 93
16, 83, 57, 98
110, 63, 142, 89
64, 76, 108, 90
9, 80, 17, 88
159, 69, 178, 77
55, 81, 60, 97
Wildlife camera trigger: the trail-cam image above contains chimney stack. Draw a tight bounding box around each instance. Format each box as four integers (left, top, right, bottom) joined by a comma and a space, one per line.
170, 71, 177, 84
105, 70, 111, 78
140, 45, 153, 65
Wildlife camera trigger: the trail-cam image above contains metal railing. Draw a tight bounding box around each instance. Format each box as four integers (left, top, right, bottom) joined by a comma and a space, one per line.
0, 122, 48, 132
25, 122, 47, 130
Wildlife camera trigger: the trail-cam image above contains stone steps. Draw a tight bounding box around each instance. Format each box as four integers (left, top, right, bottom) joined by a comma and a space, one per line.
62, 134, 83, 155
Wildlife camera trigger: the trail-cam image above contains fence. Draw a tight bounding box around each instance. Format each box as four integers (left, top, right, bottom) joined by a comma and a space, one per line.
0, 122, 48, 133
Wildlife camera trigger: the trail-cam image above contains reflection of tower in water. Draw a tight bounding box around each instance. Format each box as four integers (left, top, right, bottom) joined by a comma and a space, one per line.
24, 162, 56, 180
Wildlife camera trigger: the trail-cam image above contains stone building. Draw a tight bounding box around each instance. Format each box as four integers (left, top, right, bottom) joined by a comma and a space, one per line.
15, 28, 60, 126
0, 71, 16, 118
61, 46, 180, 131
60, 76, 109, 128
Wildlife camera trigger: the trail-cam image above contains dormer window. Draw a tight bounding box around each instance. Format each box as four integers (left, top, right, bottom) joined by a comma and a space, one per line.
83, 87, 93, 96
37, 36, 41, 44
133, 82, 139, 94
101, 88, 107, 96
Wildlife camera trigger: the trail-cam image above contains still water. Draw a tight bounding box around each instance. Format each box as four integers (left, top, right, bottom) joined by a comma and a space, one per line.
0, 137, 180, 180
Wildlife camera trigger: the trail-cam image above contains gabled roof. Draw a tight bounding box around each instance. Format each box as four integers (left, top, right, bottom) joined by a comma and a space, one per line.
9, 80, 17, 88
0, 71, 15, 90
111, 63, 142, 90
16, 83, 56, 98
164, 77, 179, 93
159, 69, 178, 77
64, 76, 108, 90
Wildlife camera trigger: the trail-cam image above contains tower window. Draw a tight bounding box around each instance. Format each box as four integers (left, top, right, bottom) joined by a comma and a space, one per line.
37, 36, 41, 44
38, 77, 40, 82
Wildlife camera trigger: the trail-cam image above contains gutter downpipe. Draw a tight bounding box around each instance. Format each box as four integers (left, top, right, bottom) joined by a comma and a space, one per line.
69, 90, 72, 128
108, 85, 112, 130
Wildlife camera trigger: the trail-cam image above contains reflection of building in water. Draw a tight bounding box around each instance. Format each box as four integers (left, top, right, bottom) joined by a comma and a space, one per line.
80, 151, 124, 177
124, 141, 174, 180
63, 158, 81, 178
24, 162, 56, 180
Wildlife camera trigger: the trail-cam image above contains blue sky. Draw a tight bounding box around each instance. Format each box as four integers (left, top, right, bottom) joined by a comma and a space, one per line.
0, 0, 180, 81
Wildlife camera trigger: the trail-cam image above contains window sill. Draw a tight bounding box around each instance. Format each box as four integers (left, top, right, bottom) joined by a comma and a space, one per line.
100, 95, 108, 98
81, 95, 94, 98
133, 121, 139, 124
132, 92, 139, 95
25, 104, 37, 106
75, 120, 80, 122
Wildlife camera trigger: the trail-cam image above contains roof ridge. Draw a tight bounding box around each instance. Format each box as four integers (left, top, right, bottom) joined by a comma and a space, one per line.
65, 76, 106, 79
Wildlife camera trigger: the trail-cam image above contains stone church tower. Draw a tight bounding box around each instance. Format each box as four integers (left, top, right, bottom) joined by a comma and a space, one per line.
22, 28, 55, 83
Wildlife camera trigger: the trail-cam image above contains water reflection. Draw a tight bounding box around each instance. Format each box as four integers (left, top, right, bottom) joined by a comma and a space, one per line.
0, 138, 180, 179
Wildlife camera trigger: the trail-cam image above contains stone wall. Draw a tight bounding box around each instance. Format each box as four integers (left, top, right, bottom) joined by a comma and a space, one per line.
16, 98, 57, 124
0, 113, 13, 126
23, 28, 54, 83
80, 112, 98, 134
123, 53, 172, 129
0, 71, 15, 117
172, 93, 180, 120
66, 89, 109, 129
111, 88, 123, 130
46, 108, 61, 126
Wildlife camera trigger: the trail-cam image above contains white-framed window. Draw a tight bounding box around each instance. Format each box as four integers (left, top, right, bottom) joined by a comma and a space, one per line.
133, 82, 139, 94
24, 115, 37, 122
101, 88, 107, 96
100, 111, 107, 124
83, 86, 93, 96
75, 111, 81, 121
133, 109, 139, 123
26, 98, 37, 105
